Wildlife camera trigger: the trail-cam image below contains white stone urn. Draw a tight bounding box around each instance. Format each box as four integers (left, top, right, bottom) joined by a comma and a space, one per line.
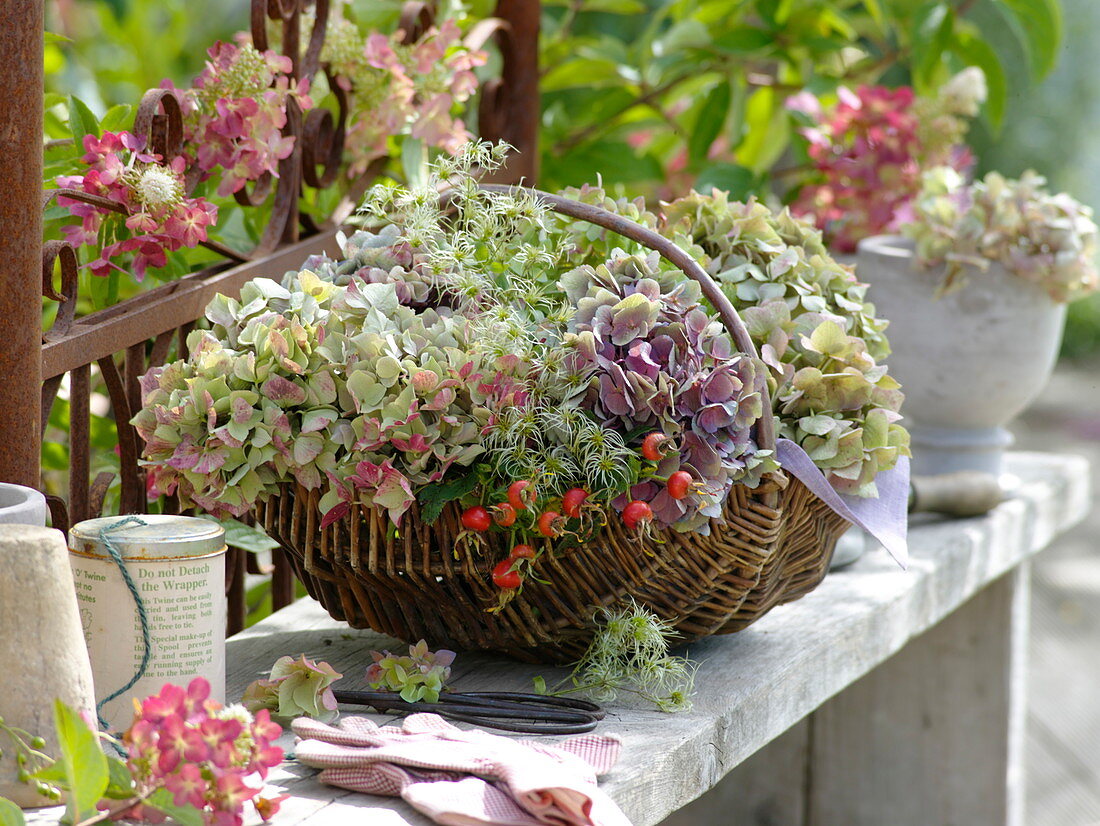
0, 526, 97, 807
856, 235, 1066, 476
0, 483, 46, 526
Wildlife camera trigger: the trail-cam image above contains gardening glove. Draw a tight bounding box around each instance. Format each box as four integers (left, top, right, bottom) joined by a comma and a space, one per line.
293, 713, 632, 826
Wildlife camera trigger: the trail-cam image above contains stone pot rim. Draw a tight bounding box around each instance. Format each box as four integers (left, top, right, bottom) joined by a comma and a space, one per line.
0, 481, 46, 512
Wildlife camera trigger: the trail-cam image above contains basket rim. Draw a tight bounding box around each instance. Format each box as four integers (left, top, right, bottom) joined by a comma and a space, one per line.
263, 473, 789, 579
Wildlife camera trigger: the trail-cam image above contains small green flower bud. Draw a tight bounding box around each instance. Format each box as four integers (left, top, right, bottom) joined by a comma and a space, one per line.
30, 735, 46, 749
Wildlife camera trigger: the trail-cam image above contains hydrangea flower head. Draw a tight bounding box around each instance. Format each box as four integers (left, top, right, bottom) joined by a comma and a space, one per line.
56, 130, 218, 280
115, 677, 284, 826
789, 70, 986, 252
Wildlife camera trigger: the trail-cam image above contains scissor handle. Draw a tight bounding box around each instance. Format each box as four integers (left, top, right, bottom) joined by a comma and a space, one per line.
453, 691, 606, 719
437, 710, 599, 735
332, 689, 604, 735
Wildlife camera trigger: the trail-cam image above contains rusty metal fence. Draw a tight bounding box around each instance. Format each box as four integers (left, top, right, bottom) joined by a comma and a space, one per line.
0, 0, 540, 632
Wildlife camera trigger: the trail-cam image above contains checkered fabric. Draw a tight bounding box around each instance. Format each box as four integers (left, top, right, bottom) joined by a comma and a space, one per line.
293, 713, 632, 826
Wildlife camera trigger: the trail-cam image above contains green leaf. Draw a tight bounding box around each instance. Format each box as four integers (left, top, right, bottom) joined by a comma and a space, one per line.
695, 163, 756, 198
578, 0, 646, 10
994, 0, 1062, 78
541, 141, 663, 189
654, 19, 710, 56
542, 0, 645, 10
44, 31, 72, 45
689, 82, 731, 167
401, 138, 427, 190
205, 517, 280, 553
106, 269, 121, 306
911, 2, 955, 92
817, 8, 857, 40
103, 756, 136, 800
418, 471, 481, 525
733, 87, 790, 173
51, 699, 108, 822
711, 27, 775, 55
146, 788, 204, 826
67, 96, 99, 147
99, 104, 133, 134
541, 58, 623, 92
951, 30, 1007, 131
30, 761, 68, 786
0, 798, 25, 826
862, 0, 886, 30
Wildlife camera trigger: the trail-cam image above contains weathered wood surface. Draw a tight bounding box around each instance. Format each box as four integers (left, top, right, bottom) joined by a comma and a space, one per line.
662, 566, 1031, 826
20, 452, 1091, 825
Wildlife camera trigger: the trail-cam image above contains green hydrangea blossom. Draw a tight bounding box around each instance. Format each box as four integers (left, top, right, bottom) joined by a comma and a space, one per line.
903, 167, 1100, 303
659, 190, 909, 497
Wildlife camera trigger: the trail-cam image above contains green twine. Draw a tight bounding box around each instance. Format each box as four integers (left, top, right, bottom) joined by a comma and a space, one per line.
95, 516, 152, 732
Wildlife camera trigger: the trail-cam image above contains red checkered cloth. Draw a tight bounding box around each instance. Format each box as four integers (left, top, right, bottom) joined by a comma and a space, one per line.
292, 713, 632, 826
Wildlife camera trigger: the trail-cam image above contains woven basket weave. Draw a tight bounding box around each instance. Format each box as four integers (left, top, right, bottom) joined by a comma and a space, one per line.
258, 188, 852, 663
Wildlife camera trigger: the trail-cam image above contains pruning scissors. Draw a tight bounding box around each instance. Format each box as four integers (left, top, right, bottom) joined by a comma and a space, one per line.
332, 689, 605, 735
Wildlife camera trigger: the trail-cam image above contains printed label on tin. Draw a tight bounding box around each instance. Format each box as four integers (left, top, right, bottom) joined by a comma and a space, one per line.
70, 555, 226, 730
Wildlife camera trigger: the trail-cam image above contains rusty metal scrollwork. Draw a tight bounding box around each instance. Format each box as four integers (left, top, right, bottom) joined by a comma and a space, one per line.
42, 240, 79, 342
133, 88, 185, 165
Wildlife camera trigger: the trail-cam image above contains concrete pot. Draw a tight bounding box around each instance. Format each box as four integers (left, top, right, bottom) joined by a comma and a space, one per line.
0, 526, 96, 807
0, 483, 46, 526
856, 235, 1066, 476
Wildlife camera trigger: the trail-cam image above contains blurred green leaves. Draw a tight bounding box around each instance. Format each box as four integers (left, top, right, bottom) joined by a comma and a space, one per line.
538, 0, 1066, 193
997, 0, 1063, 77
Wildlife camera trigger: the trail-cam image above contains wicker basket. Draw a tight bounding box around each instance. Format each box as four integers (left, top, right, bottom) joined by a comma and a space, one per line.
258, 188, 852, 663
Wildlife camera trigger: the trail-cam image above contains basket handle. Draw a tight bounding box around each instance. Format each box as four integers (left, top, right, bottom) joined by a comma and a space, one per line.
479, 184, 776, 453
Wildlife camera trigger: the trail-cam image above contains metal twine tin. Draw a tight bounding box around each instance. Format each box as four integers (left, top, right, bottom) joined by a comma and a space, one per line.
69, 515, 227, 730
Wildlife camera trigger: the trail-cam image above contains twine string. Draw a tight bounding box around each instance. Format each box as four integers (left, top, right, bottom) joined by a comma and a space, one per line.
94, 516, 152, 731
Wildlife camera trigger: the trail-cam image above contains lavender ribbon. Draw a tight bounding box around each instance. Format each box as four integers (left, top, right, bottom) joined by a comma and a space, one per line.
776, 438, 909, 569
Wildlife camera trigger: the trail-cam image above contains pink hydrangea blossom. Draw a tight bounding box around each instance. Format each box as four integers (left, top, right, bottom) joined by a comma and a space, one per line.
115, 677, 284, 826
789, 85, 924, 253
165, 41, 312, 196
56, 131, 218, 280
788, 71, 985, 252
323, 16, 486, 176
